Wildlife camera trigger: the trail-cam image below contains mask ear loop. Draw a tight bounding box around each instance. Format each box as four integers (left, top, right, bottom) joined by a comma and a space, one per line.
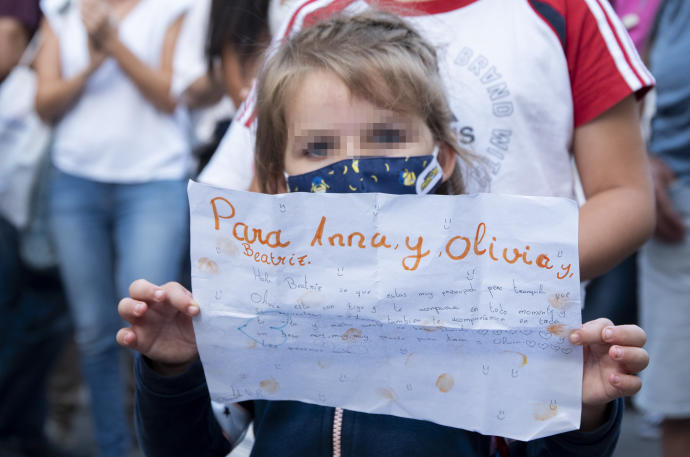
432, 144, 440, 160
415, 144, 443, 194
283, 171, 291, 192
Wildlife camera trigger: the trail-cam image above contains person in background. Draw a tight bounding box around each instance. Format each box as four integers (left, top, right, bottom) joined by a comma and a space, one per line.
181, 0, 272, 111
207, 0, 271, 109
610, 0, 663, 54
34, 0, 192, 455
581, 0, 665, 332
0, 2, 75, 456
0, 0, 39, 82
176, 0, 301, 174
634, 2, 690, 456
179, 0, 302, 110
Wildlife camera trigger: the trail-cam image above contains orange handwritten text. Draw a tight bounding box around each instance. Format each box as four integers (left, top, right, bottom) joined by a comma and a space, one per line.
444, 223, 571, 280
402, 236, 429, 271
210, 197, 290, 248
209, 199, 573, 278
557, 263, 573, 279
211, 197, 235, 230
309, 216, 428, 271
242, 243, 309, 267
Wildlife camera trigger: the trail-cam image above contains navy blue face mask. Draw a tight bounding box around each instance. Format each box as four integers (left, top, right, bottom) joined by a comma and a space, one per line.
285, 145, 443, 195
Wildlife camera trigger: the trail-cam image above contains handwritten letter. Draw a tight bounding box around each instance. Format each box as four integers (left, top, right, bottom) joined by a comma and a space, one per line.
188, 181, 582, 440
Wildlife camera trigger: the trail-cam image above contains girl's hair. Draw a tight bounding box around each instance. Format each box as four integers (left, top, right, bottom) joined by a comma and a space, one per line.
206, 0, 271, 71
255, 11, 475, 195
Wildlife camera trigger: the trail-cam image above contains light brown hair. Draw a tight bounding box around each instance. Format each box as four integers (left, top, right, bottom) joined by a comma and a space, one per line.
255, 10, 475, 194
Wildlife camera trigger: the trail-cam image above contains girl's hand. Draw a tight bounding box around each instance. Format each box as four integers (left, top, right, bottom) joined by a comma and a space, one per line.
81, 0, 117, 50
117, 279, 201, 376
570, 318, 648, 430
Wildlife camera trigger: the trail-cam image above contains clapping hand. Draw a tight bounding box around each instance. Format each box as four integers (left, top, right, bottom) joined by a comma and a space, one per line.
81, 0, 117, 50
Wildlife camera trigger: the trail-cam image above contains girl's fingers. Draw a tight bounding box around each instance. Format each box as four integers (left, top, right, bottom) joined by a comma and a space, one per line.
609, 346, 649, 373
570, 320, 646, 348
601, 324, 647, 348
129, 278, 165, 302
127, 280, 199, 316
116, 327, 137, 348
160, 282, 200, 316
609, 372, 642, 397
570, 318, 613, 345
118, 298, 148, 323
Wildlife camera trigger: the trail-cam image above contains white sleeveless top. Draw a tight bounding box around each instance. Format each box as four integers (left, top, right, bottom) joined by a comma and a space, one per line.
41, 0, 192, 182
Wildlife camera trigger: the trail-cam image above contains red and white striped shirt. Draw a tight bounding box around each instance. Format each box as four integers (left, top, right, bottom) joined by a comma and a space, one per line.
201, 0, 653, 197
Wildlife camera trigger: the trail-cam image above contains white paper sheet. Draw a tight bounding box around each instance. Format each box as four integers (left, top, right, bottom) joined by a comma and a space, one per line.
188, 180, 583, 441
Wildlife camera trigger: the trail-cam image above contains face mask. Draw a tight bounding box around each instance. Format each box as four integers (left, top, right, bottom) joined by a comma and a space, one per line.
285, 145, 443, 195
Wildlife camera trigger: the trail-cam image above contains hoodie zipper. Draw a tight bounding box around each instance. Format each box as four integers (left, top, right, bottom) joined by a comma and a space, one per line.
332, 407, 343, 457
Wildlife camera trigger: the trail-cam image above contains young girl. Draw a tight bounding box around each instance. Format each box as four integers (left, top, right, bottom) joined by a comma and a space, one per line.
118, 12, 648, 457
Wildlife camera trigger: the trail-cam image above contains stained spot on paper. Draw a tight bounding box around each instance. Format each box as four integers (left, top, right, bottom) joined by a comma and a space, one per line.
421, 326, 442, 333
376, 387, 396, 400
548, 293, 576, 310
197, 257, 219, 274
259, 378, 279, 394
216, 237, 238, 256
297, 291, 324, 308
342, 328, 362, 341
503, 350, 528, 367
317, 360, 330, 369
533, 402, 558, 421
436, 373, 454, 393
420, 320, 443, 332
546, 323, 570, 338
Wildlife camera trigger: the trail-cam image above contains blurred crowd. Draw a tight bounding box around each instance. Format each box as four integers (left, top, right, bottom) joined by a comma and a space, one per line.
0, 1, 688, 457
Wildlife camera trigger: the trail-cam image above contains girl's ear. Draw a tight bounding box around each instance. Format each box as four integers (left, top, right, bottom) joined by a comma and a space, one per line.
439, 142, 456, 181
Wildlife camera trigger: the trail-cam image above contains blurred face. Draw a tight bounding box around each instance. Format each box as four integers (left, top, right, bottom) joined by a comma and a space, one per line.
283, 70, 451, 177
